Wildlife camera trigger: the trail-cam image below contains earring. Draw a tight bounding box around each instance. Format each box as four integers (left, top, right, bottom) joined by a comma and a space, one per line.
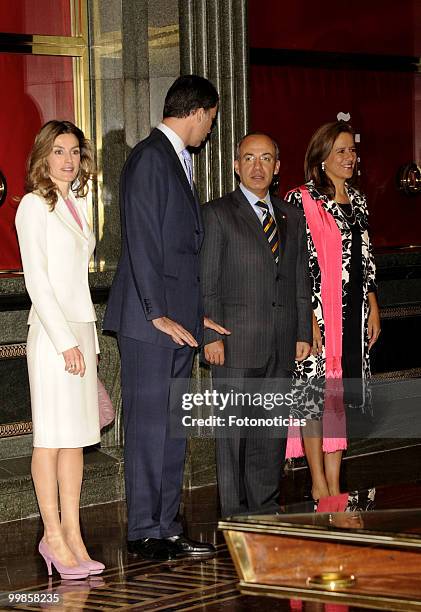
321, 161, 325, 171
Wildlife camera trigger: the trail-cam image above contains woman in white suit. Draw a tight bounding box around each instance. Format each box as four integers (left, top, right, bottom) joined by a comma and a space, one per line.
15, 121, 104, 580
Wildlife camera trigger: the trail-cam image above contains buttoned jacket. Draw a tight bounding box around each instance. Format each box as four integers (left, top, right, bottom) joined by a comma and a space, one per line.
103, 128, 204, 348
15, 190, 97, 354
200, 187, 312, 369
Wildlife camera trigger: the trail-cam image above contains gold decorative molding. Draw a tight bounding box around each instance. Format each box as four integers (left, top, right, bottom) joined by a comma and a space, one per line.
0, 421, 32, 438
0, 343, 31, 438
0, 343, 26, 359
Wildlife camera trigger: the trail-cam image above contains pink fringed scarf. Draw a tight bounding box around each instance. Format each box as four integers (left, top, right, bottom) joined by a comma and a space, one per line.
286, 187, 346, 457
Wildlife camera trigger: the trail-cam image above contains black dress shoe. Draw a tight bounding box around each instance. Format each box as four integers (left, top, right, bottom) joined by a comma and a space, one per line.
165, 534, 216, 557
127, 537, 176, 561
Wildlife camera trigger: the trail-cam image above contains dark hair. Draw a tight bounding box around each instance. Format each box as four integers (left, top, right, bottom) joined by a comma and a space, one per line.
26, 120, 95, 211
163, 74, 219, 119
235, 132, 280, 161
304, 120, 359, 199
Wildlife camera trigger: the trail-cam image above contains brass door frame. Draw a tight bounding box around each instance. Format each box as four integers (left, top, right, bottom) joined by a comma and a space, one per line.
0, 0, 90, 137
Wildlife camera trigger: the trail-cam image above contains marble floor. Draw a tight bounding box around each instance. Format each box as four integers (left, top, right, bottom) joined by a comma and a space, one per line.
1, 450, 421, 611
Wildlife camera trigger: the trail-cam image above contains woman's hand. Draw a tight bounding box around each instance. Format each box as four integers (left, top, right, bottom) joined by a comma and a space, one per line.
296, 342, 311, 362
312, 312, 323, 356
62, 346, 86, 377
367, 292, 381, 349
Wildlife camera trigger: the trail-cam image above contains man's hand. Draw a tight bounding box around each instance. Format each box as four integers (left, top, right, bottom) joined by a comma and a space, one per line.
204, 317, 231, 335
204, 340, 225, 366
296, 341, 311, 362
367, 292, 381, 350
152, 317, 198, 347
312, 312, 323, 356
62, 346, 86, 377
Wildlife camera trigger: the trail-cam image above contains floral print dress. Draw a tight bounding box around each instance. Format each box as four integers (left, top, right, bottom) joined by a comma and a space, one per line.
286, 181, 377, 422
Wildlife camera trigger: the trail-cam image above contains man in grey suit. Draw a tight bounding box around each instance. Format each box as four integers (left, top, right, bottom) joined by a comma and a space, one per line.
200, 132, 312, 517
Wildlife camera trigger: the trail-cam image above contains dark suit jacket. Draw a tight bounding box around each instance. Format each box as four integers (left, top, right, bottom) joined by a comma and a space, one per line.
200, 187, 312, 369
103, 128, 204, 348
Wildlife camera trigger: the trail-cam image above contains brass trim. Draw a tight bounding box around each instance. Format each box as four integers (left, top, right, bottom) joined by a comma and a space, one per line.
307, 572, 356, 590
0, 421, 32, 438
238, 582, 421, 611
71, 0, 83, 37
0, 343, 26, 359
0, 343, 30, 438
219, 519, 421, 550
0, 2, 90, 133
0, 33, 86, 56
223, 531, 254, 582
31, 35, 87, 56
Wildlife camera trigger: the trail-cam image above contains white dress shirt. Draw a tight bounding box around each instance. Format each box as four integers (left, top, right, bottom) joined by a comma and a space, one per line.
157, 122, 191, 183
239, 183, 275, 225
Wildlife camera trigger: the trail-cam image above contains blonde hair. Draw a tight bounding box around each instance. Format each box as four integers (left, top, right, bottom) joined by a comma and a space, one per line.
26, 120, 95, 211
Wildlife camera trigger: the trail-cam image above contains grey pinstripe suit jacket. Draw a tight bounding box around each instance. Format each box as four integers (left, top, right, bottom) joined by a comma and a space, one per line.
200, 187, 312, 370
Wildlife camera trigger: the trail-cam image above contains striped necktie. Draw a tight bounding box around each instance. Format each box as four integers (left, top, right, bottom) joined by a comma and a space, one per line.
257, 200, 279, 263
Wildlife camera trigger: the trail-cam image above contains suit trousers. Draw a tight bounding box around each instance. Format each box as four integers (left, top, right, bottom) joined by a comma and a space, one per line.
212, 353, 290, 518
118, 336, 194, 540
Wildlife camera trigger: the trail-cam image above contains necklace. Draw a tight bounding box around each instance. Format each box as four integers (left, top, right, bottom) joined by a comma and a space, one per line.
336, 202, 356, 223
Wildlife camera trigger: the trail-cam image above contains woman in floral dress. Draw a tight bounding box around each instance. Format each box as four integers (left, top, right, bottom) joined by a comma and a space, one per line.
285, 121, 381, 501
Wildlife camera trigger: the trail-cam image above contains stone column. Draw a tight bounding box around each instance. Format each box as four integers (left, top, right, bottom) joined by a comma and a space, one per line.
179, 0, 249, 202
179, 0, 249, 490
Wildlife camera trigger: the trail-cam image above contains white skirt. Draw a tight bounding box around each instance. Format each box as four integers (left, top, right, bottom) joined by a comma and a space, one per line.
27, 321, 100, 448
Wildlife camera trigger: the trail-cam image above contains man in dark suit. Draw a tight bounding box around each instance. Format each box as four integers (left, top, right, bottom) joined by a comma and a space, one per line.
201, 132, 312, 517
103, 75, 228, 560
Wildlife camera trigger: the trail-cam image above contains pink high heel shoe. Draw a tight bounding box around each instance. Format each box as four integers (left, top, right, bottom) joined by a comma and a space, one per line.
38, 541, 90, 580
78, 558, 105, 575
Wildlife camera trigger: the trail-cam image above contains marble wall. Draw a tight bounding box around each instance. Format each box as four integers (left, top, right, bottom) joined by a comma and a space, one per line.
89, 0, 181, 273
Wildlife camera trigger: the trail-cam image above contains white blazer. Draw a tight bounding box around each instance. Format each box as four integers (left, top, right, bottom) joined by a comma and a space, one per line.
15, 190, 98, 354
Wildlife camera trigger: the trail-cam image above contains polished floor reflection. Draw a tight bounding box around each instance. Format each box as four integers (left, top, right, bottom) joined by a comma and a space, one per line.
1, 478, 421, 610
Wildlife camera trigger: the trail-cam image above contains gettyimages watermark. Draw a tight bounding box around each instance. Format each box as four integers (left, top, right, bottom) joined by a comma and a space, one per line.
170, 376, 311, 438
181, 388, 306, 429
168, 376, 421, 439
182, 387, 294, 410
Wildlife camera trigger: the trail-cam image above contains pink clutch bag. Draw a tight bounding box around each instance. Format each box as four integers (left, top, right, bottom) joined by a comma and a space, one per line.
97, 377, 115, 429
